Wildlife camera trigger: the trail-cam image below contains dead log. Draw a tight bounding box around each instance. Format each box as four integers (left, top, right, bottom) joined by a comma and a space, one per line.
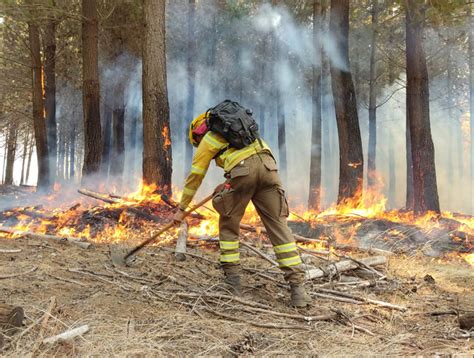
0, 303, 24, 335
175, 221, 188, 262
0, 227, 91, 249
305, 256, 387, 280
239, 223, 327, 245
42, 324, 89, 344
459, 313, 474, 330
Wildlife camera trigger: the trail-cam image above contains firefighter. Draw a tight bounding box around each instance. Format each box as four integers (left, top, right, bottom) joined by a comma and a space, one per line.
173, 105, 311, 307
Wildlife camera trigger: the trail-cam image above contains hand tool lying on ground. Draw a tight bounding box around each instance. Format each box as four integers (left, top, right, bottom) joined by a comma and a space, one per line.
111, 193, 214, 266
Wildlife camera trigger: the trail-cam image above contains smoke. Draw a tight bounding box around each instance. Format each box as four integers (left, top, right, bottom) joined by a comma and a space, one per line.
4, 1, 473, 215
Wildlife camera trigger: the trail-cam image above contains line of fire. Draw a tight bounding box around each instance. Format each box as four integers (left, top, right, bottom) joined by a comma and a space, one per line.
0, 1, 473, 356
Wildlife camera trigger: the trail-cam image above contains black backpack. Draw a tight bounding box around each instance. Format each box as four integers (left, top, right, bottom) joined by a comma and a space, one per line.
207, 100, 261, 149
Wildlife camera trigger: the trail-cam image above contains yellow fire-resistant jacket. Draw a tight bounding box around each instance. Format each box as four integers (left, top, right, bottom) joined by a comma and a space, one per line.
179, 132, 272, 210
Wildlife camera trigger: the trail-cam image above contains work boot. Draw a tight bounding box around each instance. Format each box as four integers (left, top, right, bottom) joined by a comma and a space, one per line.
290, 283, 311, 307
223, 274, 241, 295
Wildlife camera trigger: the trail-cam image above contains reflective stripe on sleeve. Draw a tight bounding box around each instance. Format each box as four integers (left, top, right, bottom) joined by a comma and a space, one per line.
220, 252, 240, 263
277, 255, 302, 267
219, 241, 239, 251
191, 165, 207, 176
273, 242, 297, 254
183, 187, 197, 196
203, 133, 227, 149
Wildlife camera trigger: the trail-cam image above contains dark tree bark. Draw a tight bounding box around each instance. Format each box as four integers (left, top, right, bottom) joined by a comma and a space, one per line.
25, 139, 34, 185
142, 0, 172, 192
101, 92, 112, 178
81, 0, 102, 180
272, 0, 287, 183
367, 0, 378, 188
469, 3, 474, 213
329, 0, 364, 205
4, 122, 18, 186
27, 4, 50, 189
184, 0, 196, 173
70, 125, 76, 179
43, 8, 57, 183
20, 133, 29, 185
308, 0, 323, 211
405, 0, 440, 213
109, 82, 125, 179
405, 110, 414, 209
129, 113, 138, 177
388, 128, 396, 209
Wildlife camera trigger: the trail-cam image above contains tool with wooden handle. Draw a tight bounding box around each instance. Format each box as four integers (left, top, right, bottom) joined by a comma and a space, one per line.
112, 193, 214, 266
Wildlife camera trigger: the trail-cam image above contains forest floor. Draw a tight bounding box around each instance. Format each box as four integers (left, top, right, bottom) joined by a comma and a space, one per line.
0, 234, 473, 356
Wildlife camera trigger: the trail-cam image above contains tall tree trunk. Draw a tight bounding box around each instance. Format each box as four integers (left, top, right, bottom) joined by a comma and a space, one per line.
367, 0, 378, 188
25, 139, 34, 185
4, 123, 18, 186
109, 83, 125, 180
184, 0, 196, 174
405, 0, 440, 213
469, 3, 474, 213
27, 3, 50, 190
388, 127, 396, 208
81, 0, 102, 180
20, 133, 29, 185
142, 0, 172, 192
70, 125, 76, 179
101, 91, 112, 178
129, 113, 138, 180
329, 0, 364, 205
44, 7, 57, 183
272, 0, 287, 183
308, 0, 323, 211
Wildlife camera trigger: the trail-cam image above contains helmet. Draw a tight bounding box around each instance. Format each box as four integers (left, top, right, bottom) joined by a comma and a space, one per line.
189, 112, 209, 147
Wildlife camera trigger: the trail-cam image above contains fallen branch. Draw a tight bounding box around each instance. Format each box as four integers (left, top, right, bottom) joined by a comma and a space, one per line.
42, 324, 89, 344
241, 240, 279, 266
305, 256, 387, 280
0, 227, 91, 249
0, 248, 22, 253
0, 266, 38, 280
314, 287, 406, 311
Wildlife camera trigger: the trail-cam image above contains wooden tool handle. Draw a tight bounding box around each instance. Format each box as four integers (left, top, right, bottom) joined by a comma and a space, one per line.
124, 193, 214, 260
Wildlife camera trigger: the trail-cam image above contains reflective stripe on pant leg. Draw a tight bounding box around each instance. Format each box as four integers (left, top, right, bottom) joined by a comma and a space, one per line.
220, 252, 240, 263
274, 242, 297, 254
276, 254, 302, 267
219, 240, 239, 251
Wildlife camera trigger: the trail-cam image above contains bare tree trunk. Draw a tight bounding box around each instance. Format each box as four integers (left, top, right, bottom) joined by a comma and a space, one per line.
101, 91, 112, 178
26, 139, 34, 185
142, 0, 172, 193
308, 0, 323, 211
469, 3, 474, 213
81, 0, 102, 180
20, 132, 29, 185
1, 128, 7, 183
129, 113, 138, 180
405, 0, 440, 213
367, 0, 378, 188
44, 7, 57, 183
329, 0, 364, 205
405, 111, 414, 209
27, 3, 50, 190
4, 122, 18, 186
70, 125, 75, 179
388, 127, 396, 208
184, 0, 196, 174
109, 82, 125, 181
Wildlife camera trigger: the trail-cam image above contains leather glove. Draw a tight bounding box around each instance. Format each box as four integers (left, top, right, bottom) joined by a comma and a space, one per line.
173, 208, 186, 224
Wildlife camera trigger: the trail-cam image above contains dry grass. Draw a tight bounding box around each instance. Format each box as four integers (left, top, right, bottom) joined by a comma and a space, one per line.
0, 235, 473, 357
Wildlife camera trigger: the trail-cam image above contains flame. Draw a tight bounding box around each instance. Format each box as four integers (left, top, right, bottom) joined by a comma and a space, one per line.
162, 126, 171, 150
1, 180, 471, 267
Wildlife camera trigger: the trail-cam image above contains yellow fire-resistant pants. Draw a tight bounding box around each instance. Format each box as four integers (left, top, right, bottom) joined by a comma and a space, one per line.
212, 152, 305, 284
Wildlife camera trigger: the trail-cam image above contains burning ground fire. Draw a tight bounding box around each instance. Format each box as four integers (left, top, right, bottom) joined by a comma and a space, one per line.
0, 182, 472, 266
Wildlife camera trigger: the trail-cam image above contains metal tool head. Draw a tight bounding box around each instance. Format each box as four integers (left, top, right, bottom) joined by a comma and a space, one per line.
109, 244, 134, 267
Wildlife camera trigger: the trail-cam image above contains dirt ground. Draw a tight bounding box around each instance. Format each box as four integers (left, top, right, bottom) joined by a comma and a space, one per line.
0, 235, 473, 357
